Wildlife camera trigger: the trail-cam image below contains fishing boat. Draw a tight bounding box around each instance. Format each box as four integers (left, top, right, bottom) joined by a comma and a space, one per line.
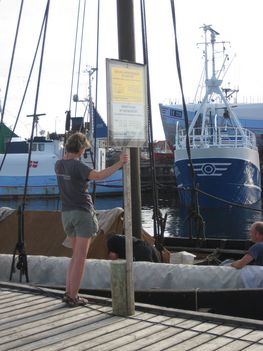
0, 119, 123, 197
160, 102, 263, 150
169, 25, 262, 208
0, 123, 175, 197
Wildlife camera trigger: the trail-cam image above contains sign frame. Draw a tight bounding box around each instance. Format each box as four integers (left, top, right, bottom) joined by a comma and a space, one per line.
106, 59, 148, 147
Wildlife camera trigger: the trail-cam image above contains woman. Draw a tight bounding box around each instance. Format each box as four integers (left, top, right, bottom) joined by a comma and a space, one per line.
55, 132, 128, 307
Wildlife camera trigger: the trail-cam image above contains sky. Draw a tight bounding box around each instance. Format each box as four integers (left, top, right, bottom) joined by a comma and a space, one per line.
0, 0, 263, 142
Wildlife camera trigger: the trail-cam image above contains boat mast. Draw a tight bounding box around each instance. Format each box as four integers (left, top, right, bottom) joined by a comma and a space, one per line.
87, 66, 97, 144
188, 25, 245, 136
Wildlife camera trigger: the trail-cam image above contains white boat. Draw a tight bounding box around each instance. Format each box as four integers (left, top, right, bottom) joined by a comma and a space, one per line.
160, 102, 263, 149
0, 206, 261, 292
0, 130, 123, 197
170, 25, 262, 208
0, 136, 62, 197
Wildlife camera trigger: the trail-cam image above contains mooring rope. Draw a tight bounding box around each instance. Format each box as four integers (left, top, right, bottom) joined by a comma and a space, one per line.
170, 0, 205, 239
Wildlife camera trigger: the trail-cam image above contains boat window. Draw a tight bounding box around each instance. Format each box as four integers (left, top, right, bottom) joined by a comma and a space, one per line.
38, 143, 45, 151
31, 144, 37, 151
170, 109, 182, 118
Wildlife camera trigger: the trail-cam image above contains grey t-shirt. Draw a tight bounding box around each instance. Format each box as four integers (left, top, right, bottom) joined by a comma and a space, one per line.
55, 159, 93, 212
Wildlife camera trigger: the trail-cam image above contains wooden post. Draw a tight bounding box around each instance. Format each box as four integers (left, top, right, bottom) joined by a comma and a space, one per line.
111, 148, 135, 316
117, 0, 142, 239
123, 147, 135, 315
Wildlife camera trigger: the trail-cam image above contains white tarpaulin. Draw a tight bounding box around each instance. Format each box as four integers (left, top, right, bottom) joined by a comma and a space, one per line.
2, 254, 263, 290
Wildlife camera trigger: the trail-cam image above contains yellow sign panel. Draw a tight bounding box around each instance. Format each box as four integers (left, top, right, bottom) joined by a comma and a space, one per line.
111, 67, 144, 104
106, 59, 147, 147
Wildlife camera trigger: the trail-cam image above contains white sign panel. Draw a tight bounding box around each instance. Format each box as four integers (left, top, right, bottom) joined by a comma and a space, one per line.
106, 59, 147, 147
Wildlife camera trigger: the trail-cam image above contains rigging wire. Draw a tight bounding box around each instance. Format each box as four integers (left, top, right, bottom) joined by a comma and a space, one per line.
0, 0, 25, 174
90, 0, 101, 204
94, 0, 100, 110
170, 0, 205, 239
21, 0, 50, 228
140, 0, 167, 260
9, 0, 51, 283
65, 0, 82, 134
0, 0, 24, 124
65, 0, 101, 204
74, 0, 87, 119
68, 0, 81, 113
92, 0, 100, 171
0, 2, 51, 173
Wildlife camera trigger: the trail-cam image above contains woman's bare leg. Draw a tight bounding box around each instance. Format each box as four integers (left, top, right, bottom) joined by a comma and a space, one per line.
66, 236, 91, 298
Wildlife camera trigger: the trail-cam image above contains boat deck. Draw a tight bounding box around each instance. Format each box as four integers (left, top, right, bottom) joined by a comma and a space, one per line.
1, 282, 263, 350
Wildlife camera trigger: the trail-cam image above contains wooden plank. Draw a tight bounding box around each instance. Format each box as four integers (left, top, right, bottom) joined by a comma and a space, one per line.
0, 294, 50, 311
40, 313, 150, 350
240, 345, 263, 351
137, 329, 199, 351
224, 327, 253, 339
35, 316, 143, 351
215, 340, 253, 351
2, 284, 263, 351
0, 291, 22, 300
164, 333, 220, 351
58, 321, 167, 351
63, 315, 173, 351
157, 316, 186, 326
104, 325, 180, 351
0, 312, 112, 350
39, 313, 171, 351
0, 305, 110, 339
192, 321, 225, 333
240, 330, 263, 342
175, 319, 205, 329
0, 299, 63, 323
188, 336, 237, 351
0, 297, 62, 319
15, 315, 120, 351
202, 324, 235, 334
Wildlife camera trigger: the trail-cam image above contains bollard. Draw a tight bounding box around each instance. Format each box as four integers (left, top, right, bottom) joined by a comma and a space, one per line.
111, 260, 135, 316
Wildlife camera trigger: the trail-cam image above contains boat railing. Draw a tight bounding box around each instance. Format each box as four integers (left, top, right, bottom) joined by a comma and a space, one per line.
175, 126, 257, 150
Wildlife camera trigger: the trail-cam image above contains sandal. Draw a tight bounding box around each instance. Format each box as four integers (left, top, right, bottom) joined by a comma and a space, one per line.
62, 292, 70, 303
62, 293, 88, 307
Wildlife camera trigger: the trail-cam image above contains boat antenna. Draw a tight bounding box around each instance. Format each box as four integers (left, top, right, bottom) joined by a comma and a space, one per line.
170, 0, 205, 239
9, 0, 50, 283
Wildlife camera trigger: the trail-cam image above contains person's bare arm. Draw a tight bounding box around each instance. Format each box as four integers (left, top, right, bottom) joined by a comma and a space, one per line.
88, 152, 128, 181
231, 254, 254, 269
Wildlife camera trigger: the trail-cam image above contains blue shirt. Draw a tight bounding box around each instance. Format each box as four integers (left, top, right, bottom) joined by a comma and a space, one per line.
248, 242, 263, 266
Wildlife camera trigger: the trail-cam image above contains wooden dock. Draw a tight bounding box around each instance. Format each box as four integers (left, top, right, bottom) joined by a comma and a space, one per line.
1, 282, 263, 350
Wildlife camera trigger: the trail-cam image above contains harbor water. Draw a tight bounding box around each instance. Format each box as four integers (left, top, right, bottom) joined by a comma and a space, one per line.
1, 191, 262, 240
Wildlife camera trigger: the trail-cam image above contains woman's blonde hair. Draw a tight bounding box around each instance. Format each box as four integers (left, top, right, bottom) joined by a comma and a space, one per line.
65, 132, 90, 153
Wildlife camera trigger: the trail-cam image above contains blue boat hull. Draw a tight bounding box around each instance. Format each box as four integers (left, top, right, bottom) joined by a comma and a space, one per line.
175, 148, 262, 208
0, 172, 123, 197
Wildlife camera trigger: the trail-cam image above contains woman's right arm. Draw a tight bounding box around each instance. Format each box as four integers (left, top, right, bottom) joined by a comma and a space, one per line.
88, 152, 128, 180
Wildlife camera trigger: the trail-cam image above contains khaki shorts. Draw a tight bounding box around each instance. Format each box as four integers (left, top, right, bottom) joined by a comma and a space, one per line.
62, 209, 99, 238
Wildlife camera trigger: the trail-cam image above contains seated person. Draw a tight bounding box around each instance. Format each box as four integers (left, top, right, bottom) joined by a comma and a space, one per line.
231, 221, 263, 269
107, 234, 160, 262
